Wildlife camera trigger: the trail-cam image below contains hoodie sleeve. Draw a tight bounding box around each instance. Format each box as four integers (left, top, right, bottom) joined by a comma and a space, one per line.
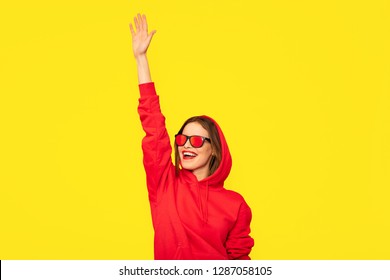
137, 82, 175, 206
225, 201, 255, 260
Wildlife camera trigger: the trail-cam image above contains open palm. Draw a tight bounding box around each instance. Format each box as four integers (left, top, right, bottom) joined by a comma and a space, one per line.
129, 14, 156, 58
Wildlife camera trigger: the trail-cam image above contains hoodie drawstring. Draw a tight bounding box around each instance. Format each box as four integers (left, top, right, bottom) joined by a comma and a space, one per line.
205, 181, 209, 223
196, 181, 209, 224
196, 183, 202, 222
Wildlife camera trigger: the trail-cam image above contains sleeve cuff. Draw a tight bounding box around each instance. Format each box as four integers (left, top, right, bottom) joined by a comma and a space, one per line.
139, 82, 156, 97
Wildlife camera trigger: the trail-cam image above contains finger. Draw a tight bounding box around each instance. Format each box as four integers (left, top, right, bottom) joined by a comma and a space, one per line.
134, 16, 140, 32
129, 24, 135, 37
142, 14, 148, 32
137, 13, 143, 31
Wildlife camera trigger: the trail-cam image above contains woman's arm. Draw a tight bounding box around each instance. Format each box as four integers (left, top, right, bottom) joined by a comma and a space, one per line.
129, 14, 156, 84
225, 201, 255, 260
130, 15, 174, 209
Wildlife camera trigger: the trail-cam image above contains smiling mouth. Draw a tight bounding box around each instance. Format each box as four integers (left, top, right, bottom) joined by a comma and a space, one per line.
182, 151, 197, 159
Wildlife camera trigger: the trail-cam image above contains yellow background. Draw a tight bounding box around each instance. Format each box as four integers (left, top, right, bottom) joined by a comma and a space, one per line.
1, 0, 389, 259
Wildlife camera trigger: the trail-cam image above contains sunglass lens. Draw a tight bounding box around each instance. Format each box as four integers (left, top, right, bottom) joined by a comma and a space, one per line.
190, 136, 204, 148
175, 134, 187, 146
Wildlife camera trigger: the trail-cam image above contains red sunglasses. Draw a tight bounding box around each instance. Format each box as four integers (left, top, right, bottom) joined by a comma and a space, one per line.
175, 134, 211, 148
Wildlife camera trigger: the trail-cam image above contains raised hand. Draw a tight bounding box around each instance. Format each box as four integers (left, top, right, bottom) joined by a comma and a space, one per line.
129, 14, 156, 58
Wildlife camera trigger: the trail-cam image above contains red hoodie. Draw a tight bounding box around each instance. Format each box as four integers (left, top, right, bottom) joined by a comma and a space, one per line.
138, 82, 254, 260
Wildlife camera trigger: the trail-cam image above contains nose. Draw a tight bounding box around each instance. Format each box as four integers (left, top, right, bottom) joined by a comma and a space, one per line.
183, 138, 192, 148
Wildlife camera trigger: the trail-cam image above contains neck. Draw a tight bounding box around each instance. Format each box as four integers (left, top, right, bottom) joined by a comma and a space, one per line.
192, 168, 209, 181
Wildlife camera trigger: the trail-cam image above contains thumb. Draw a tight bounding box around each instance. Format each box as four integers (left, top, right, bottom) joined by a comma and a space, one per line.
149, 30, 157, 38
147, 30, 156, 44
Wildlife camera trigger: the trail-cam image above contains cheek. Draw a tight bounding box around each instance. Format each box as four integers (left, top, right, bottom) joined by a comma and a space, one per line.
200, 146, 212, 157
198, 149, 212, 162
177, 148, 183, 158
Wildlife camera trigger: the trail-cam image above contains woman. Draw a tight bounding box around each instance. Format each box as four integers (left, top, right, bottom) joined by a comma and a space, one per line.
130, 14, 254, 260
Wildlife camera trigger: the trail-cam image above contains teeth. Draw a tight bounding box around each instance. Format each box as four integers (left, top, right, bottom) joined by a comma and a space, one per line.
183, 152, 196, 157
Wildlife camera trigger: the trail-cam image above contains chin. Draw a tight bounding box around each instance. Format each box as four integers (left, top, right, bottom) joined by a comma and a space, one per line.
180, 159, 200, 171
181, 162, 195, 171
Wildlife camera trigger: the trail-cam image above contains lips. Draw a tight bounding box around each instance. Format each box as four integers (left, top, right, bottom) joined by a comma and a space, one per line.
182, 150, 197, 159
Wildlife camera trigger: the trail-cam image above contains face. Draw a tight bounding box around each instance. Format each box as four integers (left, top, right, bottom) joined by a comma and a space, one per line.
178, 122, 213, 180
